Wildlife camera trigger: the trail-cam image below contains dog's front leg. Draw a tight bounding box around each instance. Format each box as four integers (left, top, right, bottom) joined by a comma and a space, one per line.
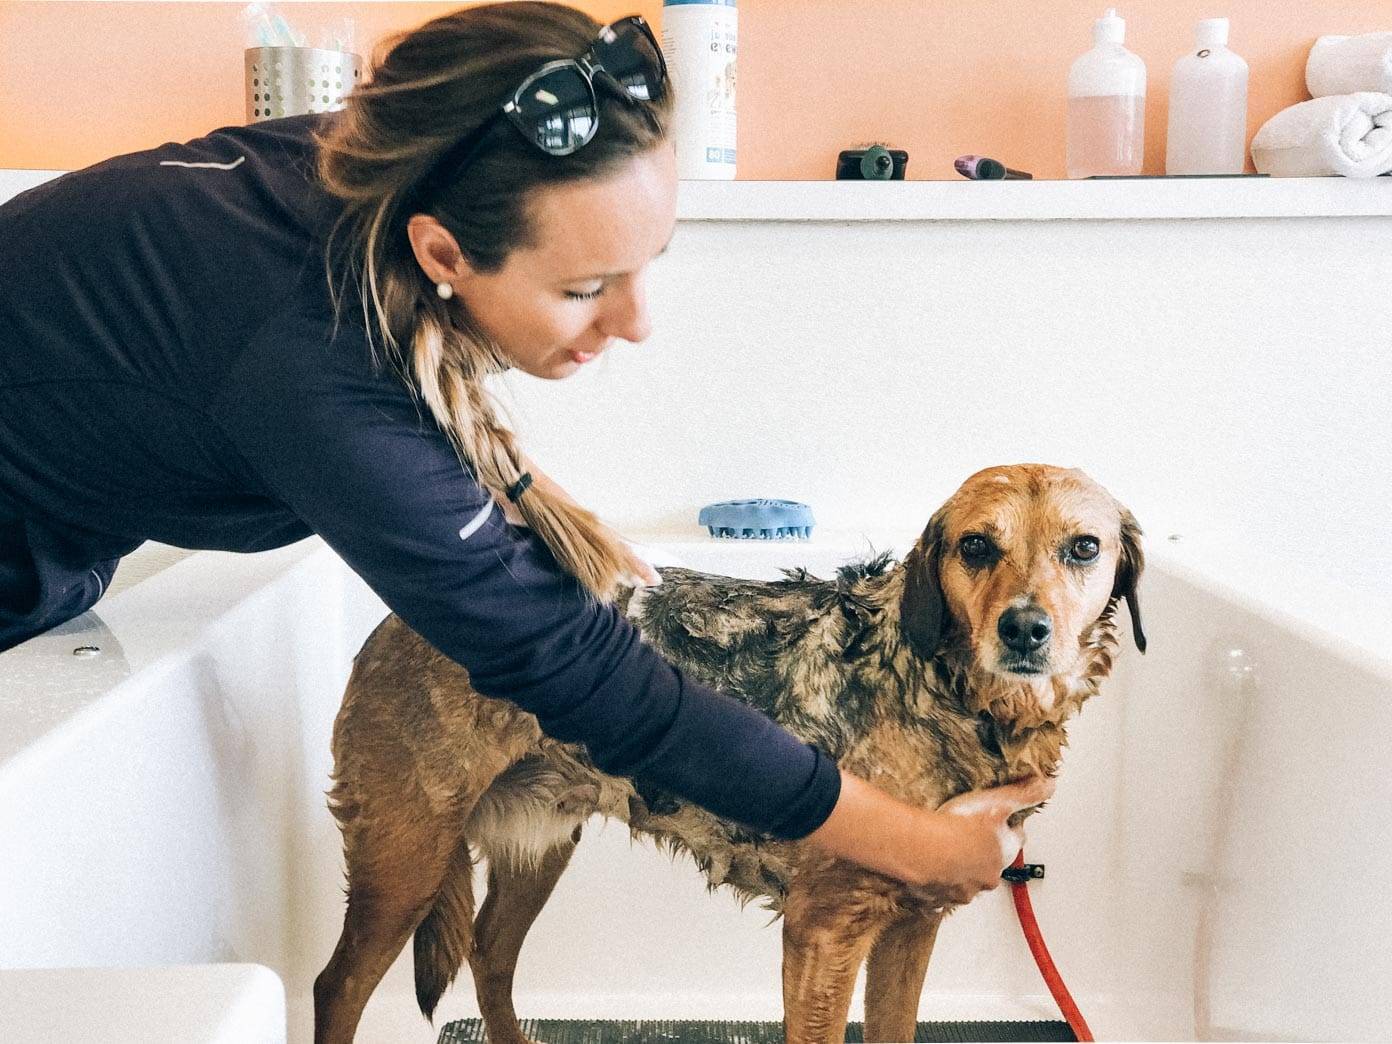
862, 909, 944, 1042
781, 867, 893, 1044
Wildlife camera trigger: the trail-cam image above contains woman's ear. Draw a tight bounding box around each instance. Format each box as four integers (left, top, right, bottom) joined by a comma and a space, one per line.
900, 512, 947, 660
1112, 508, 1146, 653
406, 213, 469, 287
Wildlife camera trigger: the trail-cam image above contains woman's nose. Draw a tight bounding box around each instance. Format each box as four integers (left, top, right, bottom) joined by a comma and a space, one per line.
600, 276, 651, 344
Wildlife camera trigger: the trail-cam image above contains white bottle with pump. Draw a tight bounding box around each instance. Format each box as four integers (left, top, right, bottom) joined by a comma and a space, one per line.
1165, 18, 1248, 175
1067, 8, 1147, 178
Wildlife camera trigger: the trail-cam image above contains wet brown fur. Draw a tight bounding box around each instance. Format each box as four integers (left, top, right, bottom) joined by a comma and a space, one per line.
312, 464, 1145, 1044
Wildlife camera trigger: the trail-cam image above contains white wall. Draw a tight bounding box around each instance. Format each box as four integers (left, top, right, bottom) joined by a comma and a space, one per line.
5, 168, 1388, 610
500, 206, 1392, 606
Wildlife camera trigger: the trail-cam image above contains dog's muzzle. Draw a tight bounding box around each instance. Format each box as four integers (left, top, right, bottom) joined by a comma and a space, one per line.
997, 605, 1053, 674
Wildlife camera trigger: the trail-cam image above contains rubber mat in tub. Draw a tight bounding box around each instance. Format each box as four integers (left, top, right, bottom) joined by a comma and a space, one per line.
438, 1018, 1076, 1042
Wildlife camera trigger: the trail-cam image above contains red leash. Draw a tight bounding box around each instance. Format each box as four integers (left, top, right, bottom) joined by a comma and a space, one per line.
1006, 850, 1094, 1042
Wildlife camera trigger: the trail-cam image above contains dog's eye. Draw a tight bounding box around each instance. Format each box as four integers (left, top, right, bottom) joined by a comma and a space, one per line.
959, 534, 994, 565
1069, 536, 1100, 562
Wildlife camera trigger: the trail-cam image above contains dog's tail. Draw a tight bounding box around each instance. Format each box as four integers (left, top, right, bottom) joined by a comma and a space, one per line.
413, 839, 476, 1022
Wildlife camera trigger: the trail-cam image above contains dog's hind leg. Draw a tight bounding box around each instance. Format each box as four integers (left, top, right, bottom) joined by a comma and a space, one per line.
862, 909, 944, 1043
313, 817, 469, 1044
469, 827, 582, 1044
314, 750, 518, 1044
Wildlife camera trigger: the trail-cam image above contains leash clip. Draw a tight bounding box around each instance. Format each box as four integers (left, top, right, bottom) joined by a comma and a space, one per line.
1001, 863, 1045, 883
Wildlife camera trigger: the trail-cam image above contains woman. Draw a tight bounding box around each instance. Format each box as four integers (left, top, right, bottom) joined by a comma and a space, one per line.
0, 2, 1048, 918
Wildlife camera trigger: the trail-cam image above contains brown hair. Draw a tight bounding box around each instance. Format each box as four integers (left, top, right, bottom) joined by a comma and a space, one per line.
315, 2, 672, 601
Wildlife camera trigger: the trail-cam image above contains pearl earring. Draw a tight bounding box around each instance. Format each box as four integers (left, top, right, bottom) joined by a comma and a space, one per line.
436, 281, 454, 301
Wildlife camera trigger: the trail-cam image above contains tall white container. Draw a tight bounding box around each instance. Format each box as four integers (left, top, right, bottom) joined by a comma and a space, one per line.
1165, 18, 1249, 175
661, 0, 737, 180
1066, 8, 1147, 178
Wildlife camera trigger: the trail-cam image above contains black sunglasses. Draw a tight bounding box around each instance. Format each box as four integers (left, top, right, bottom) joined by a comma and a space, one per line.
416, 16, 667, 200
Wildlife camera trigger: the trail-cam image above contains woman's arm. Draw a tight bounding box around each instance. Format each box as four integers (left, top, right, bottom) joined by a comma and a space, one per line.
215, 321, 838, 838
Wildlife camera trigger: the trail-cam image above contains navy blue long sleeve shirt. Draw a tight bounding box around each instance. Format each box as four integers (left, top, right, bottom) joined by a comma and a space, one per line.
0, 114, 840, 839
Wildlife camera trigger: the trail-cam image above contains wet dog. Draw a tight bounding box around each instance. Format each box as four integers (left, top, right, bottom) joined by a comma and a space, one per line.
313, 463, 1145, 1044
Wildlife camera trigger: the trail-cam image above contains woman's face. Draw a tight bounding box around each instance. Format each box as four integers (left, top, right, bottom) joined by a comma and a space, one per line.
411, 145, 677, 380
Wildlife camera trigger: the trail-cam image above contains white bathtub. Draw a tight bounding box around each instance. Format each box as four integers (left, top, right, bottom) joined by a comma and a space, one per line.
1, 531, 1390, 1043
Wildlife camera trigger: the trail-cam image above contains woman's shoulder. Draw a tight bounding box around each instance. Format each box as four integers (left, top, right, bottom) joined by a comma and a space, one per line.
3, 113, 342, 242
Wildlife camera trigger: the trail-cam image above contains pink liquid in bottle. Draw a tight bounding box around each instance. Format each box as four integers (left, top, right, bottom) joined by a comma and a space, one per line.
1066, 93, 1145, 178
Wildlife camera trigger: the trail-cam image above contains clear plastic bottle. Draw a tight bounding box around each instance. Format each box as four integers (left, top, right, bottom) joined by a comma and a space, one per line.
1067, 8, 1147, 178
1165, 18, 1249, 175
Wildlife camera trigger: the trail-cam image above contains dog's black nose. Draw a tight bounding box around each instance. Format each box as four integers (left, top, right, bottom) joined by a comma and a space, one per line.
998, 606, 1053, 653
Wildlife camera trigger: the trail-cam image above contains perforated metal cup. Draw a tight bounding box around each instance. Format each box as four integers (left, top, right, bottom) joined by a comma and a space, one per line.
245, 47, 362, 122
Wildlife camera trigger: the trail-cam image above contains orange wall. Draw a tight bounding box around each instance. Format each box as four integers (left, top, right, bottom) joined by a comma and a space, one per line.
2, 1, 1389, 178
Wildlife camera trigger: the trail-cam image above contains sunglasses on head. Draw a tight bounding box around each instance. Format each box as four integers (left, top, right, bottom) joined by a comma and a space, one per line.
416, 15, 667, 201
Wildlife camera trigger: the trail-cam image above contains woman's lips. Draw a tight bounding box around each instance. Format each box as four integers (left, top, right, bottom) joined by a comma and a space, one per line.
568, 348, 598, 365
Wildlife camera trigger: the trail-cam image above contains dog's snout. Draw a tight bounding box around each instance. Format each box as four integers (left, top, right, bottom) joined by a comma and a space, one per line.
998, 606, 1053, 653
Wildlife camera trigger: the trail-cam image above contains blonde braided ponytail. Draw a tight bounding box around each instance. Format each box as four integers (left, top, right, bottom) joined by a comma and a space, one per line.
408, 304, 633, 601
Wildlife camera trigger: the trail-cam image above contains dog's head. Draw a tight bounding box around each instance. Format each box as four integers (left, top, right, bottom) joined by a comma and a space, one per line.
899, 464, 1144, 688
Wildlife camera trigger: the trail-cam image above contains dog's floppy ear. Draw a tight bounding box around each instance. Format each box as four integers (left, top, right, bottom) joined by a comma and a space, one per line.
1112, 509, 1146, 653
900, 512, 947, 660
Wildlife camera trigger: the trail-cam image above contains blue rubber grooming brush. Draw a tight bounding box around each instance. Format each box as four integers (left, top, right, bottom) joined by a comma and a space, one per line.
697, 499, 815, 540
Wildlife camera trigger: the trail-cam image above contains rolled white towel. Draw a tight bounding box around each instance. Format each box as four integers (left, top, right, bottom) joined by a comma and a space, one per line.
1307, 32, 1392, 97
1250, 92, 1392, 177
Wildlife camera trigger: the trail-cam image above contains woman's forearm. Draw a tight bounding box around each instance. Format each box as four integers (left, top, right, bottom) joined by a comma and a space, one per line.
804, 769, 1054, 897
804, 770, 952, 885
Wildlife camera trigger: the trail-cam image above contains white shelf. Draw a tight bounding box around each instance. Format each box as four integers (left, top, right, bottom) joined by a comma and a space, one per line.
7, 167, 1390, 222
676, 176, 1392, 222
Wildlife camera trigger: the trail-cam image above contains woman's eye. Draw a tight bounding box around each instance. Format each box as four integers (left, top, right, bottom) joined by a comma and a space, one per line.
960, 535, 993, 564
565, 286, 604, 301
1070, 536, 1100, 562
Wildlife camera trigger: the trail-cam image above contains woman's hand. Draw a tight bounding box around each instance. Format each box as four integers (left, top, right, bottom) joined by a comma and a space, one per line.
804, 770, 1055, 904
621, 542, 661, 587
